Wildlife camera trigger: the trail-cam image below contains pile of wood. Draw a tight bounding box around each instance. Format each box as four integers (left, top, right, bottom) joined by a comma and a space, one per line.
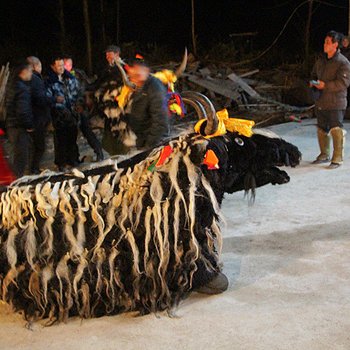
171, 58, 315, 126
0, 63, 10, 122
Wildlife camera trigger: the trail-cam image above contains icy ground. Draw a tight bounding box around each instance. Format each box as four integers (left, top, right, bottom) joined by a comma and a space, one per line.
1, 121, 350, 350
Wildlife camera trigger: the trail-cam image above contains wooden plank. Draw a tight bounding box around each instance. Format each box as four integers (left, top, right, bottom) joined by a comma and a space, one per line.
239, 69, 259, 78
187, 75, 241, 100
227, 72, 260, 98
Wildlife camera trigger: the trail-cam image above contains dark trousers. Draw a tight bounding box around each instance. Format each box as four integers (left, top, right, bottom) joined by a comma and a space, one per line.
6, 127, 32, 177
30, 124, 47, 172
53, 126, 79, 167
80, 113, 102, 155
316, 109, 344, 133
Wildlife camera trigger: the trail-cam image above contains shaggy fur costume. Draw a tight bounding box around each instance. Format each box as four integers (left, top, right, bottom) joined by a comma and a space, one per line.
0, 131, 301, 324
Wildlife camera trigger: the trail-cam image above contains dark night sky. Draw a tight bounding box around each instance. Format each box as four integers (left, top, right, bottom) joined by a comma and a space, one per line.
0, 0, 348, 68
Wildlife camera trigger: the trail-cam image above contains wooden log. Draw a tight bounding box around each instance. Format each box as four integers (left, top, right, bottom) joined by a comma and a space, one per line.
187, 75, 241, 101
227, 72, 260, 98
239, 69, 259, 78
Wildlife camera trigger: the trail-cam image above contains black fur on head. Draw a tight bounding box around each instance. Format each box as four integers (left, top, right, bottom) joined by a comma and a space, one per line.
200, 131, 301, 202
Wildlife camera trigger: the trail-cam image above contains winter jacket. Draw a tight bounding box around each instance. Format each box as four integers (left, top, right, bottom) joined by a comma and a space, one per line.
31, 71, 51, 127
5, 77, 34, 130
311, 51, 350, 110
46, 68, 82, 109
46, 68, 82, 129
126, 76, 169, 148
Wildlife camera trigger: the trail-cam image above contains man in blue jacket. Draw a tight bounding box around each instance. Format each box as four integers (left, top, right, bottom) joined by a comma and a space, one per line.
27, 56, 51, 174
46, 55, 82, 171
5, 61, 34, 177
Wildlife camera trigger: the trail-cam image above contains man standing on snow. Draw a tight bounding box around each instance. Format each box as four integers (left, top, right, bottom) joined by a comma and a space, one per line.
27, 56, 51, 173
310, 31, 350, 169
46, 55, 82, 171
5, 61, 34, 177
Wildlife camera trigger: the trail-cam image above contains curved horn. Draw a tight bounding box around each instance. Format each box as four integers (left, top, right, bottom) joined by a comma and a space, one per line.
181, 91, 219, 135
181, 97, 207, 120
175, 48, 188, 78
115, 61, 136, 89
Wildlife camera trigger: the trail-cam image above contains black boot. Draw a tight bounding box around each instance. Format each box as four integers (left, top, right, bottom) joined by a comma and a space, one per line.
195, 272, 229, 295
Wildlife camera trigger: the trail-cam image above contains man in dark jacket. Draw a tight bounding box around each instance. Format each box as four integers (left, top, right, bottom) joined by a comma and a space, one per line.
5, 61, 34, 177
100, 58, 168, 155
93, 45, 125, 155
125, 59, 169, 149
27, 56, 51, 173
96, 45, 123, 88
310, 31, 350, 168
46, 56, 82, 171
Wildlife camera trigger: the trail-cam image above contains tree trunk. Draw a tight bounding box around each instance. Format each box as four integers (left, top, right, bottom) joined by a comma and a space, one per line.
58, 0, 66, 53
191, 0, 197, 56
100, 0, 106, 47
116, 0, 120, 43
83, 0, 93, 75
304, 0, 314, 71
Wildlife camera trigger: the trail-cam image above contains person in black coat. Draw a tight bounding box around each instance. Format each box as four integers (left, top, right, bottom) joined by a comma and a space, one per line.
27, 56, 51, 173
5, 61, 34, 177
95, 45, 123, 88
125, 58, 169, 149
94, 45, 125, 155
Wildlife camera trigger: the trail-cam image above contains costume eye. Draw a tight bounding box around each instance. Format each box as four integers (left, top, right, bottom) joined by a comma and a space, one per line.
235, 137, 244, 146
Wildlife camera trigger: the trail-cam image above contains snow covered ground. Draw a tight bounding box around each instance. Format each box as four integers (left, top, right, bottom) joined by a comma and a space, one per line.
1, 121, 350, 350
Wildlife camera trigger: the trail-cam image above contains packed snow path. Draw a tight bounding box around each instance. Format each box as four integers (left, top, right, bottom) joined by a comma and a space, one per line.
1, 121, 349, 350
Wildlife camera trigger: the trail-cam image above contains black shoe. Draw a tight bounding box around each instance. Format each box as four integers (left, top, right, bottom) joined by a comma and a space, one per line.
312, 158, 330, 164
195, 272, 229, 295
328, 162, 341, 169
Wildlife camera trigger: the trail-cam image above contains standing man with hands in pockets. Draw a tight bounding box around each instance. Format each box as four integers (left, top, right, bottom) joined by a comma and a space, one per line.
5, 61, 34, 177
27, 56, 51, 174
310, 31, 350, 169
46, 55, 82, 171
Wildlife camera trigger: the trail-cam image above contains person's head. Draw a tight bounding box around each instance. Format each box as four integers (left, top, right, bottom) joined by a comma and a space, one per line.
342, 36, 350, 49
324, 31, 342, 57
63, 56, 73, 72
105, 45, 120, 66
26, 56, 42, 74
127, 58, 150, 87
50, 56, 65, 76
15, 61, 33, 81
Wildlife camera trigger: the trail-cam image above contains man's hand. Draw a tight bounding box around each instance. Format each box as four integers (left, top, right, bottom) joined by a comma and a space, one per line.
314, 80, 325, 90
56, 96, 65, 103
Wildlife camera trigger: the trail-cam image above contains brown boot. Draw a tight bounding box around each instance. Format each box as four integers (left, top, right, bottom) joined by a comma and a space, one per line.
312, 128, 330, 164
329, 127, 346, 169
